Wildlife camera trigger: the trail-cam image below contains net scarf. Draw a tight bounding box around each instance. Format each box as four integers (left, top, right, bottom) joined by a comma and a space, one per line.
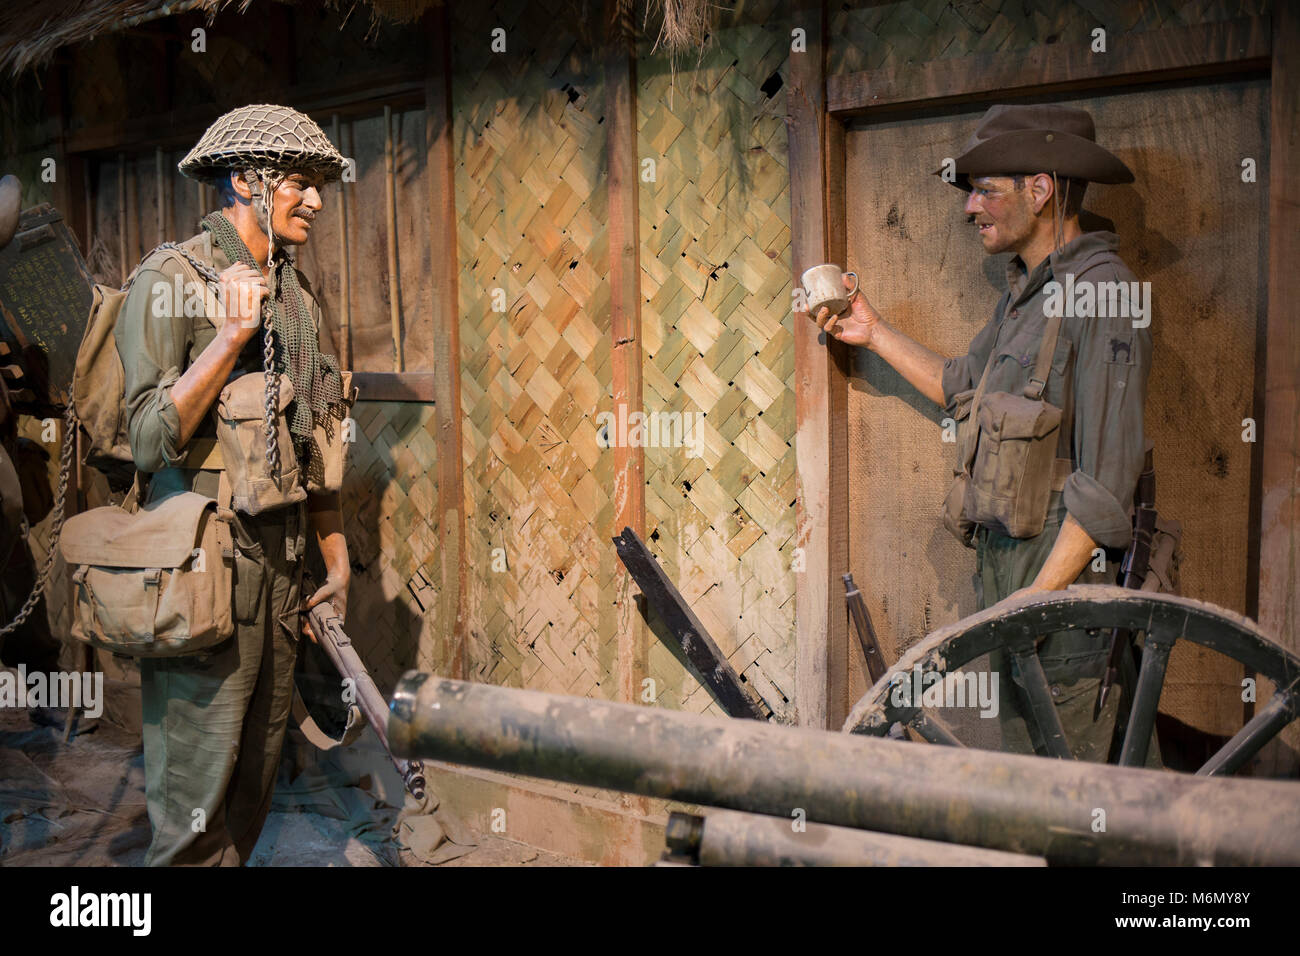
201, 210, 347, 488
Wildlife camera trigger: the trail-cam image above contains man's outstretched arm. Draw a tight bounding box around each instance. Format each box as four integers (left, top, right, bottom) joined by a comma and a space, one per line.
811, 280, 947, 407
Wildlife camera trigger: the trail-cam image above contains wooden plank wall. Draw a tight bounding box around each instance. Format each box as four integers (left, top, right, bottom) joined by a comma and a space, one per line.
827, 0, 1273, 76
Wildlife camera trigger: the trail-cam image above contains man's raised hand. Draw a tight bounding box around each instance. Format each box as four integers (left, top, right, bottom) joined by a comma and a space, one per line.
812, 273, 881, 349
217, 263, 269, 345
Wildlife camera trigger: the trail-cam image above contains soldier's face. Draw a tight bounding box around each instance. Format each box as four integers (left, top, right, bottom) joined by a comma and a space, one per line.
272, 171, 325, 246
964, 176, 1033, 255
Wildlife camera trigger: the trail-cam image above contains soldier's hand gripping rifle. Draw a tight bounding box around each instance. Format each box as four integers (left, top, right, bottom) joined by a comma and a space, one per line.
1093, 448, 1158, 720
302, 597, 427, 801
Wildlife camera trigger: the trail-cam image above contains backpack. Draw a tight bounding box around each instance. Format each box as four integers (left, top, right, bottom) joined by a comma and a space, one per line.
72, 237, 220, 480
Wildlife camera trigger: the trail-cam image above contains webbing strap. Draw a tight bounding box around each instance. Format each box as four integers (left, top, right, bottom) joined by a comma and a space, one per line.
182, 437, 223, 471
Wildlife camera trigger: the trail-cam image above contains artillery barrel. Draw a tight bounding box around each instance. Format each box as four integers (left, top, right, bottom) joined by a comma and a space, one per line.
676, 810, 1045, 867
388, 672, 1300, 866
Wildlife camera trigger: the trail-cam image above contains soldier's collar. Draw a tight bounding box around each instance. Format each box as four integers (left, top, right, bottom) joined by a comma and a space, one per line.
1006, 230, 1121, 301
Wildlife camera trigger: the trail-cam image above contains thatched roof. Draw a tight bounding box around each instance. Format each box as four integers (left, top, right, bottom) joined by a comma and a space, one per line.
0, 0, 441, 76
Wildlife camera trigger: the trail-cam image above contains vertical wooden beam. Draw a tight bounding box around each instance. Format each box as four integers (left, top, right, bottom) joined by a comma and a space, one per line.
332, 115, 352, 368
603, 0, 649, 864
1258, 3, 1300, 776
788, 0, 851, 730
47, 62, 89, 255
424, 7, 467, 680
155, 147, 165, 245
117, 155, 128, 284
384, 104, 404, 371
82, 158, 94, 259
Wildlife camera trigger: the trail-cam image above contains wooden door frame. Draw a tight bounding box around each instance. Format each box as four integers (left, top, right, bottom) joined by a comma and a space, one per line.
789, 8, 1297, 736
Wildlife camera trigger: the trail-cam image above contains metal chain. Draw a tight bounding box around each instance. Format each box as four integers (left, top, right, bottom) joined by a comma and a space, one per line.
262, 296, 280, 474
160, 236, 279, 474
0, 404, 76, 638
257, 169, 284, 476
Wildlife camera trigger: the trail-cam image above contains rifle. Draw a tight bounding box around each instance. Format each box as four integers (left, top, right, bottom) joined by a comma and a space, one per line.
1093, 448, 1157, 720
303, 598, 427, 800
843, 573, 889, 685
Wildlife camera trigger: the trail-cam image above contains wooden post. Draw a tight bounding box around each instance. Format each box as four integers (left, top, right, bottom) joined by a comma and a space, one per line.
82, 158, 93, 258
155, 147, 165, 245
332, 114, 352, 368
383, 104, 404, 372
117, 155, 128, 285
1257, 3, 1300, 776
424, 7, 467, 679
788, 0, 850, 730
602, 0, 650, 864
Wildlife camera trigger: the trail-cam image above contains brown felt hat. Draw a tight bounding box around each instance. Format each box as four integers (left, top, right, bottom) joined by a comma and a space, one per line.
937, 104, 1134, 191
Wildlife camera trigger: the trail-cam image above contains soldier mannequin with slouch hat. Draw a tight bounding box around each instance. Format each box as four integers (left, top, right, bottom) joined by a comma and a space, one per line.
810, 105, 1159, 763
116, 104, 354, 864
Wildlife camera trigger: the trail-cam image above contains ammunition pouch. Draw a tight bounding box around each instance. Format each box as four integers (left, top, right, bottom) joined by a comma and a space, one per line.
305, 370, 356, 495
61, 476, 235, 658
964, 392, 1067, 538
213, 372, 306, 515
944, 313, 1069, 546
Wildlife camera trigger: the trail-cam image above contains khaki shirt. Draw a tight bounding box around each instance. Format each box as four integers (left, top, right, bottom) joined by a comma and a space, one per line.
115, 231, 325, 499
941, 231, 1151, 549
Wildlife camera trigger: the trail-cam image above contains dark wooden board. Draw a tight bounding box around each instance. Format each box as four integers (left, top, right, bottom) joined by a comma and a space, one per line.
0, 204, 95, 410
613, 526, 771, 722
829, 16, 1271, 116
352, 371, 436, 403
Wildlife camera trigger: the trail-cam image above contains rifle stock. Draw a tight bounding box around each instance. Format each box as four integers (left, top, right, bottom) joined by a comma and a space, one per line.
305, 601, 426, 801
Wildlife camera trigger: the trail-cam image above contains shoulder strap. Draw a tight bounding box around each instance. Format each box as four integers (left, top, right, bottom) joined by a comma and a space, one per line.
959, 341, 1000, 473
1024, 313, 1064, 401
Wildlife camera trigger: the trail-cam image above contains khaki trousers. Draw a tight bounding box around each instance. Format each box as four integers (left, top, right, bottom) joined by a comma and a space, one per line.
141, 502, 306, 866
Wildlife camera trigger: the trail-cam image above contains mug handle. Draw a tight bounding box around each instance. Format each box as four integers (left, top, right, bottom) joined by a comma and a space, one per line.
844, 271, 859, 302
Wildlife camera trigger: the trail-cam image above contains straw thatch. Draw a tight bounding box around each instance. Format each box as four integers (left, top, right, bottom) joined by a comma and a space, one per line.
0, 0, 441, 76
1, 0, 719, 77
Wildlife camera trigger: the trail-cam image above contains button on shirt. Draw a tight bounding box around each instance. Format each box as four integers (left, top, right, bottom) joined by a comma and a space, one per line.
940, 231, 1151, 548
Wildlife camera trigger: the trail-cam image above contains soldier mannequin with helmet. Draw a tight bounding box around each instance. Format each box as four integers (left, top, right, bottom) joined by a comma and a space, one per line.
115, 104, 353, 865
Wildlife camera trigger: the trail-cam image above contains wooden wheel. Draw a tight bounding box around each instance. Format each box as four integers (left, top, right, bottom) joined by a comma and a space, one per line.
842, 585, 1300, 775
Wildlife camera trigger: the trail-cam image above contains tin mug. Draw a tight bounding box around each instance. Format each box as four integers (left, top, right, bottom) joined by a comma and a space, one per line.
801, 264, 858, 317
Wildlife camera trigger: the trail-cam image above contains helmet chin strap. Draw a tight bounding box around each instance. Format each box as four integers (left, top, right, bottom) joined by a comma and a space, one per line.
243, 167, 287, 268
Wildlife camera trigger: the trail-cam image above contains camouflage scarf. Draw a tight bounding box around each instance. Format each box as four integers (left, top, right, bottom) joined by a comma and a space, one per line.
201, 211, 346, 487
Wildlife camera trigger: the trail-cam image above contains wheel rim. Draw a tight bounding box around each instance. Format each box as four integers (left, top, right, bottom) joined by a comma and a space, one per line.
842, 584, 1300, 775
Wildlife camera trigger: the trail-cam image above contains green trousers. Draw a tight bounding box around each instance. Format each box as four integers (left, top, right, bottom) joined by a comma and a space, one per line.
976, 494, 1160, 766
141, 502, 306, 866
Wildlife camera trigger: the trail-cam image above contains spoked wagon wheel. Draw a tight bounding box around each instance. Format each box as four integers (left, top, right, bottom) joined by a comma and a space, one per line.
842, 585, 1300, 775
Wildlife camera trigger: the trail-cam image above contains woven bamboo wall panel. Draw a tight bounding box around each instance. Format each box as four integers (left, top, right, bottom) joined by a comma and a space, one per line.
828, 0, 1273, 76
638, 0, 797, 723
452, 0, 619, 706
341, 401, 444, 693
